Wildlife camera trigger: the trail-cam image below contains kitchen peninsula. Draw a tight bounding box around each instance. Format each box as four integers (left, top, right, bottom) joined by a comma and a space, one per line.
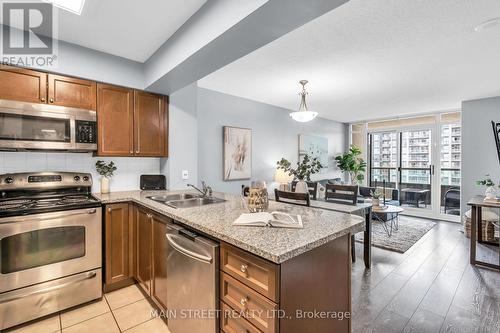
96, 190, 364, 333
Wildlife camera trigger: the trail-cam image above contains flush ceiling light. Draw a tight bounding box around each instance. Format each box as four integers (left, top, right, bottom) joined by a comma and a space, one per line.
289, 80, 318, 123
43, 0, 86, 15
474, 17, 500, 32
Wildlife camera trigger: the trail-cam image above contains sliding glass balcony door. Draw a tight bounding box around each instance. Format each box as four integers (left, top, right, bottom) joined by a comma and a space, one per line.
399, 130, 433, 211
367, 114, 462, 221
440, 123, 461, 216
369, 131, 398, 188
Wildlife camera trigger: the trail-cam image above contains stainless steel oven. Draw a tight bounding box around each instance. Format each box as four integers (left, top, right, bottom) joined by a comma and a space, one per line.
0, 172, 102, 330
0, 99, 97, 151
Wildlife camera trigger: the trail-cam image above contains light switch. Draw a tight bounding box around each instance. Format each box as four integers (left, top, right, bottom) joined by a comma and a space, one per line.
182, 170, 189, 180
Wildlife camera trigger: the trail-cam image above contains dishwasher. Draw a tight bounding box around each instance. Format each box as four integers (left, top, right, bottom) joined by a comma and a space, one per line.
166, 223, 219, 333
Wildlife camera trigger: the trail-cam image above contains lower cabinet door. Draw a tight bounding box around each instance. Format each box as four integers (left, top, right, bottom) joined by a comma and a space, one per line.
105, 204, 130, 285
136, 207, 152, 294
151, 215, 170, 311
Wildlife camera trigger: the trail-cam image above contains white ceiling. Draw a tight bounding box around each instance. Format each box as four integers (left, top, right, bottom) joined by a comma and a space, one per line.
2, 0, 207, 62
199, 0, 500, 123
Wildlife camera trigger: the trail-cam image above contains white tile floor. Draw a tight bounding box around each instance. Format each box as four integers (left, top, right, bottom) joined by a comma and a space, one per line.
4, 285, 171, 333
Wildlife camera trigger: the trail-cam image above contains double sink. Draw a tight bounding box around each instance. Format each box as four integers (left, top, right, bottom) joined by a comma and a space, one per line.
147, 193, 226, 208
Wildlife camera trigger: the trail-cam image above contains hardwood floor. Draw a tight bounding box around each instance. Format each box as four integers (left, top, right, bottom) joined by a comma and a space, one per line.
352, 218, 499, 333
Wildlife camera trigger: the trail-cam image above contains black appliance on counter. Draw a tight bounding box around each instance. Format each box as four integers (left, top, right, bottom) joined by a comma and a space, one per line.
140, 175, 166, 190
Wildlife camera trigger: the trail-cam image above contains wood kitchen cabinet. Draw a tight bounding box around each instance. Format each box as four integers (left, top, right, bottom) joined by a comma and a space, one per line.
104, 203, 135, 292
0, 66, 96, 110
151, 213, 170, 311
48, 74, 96, 110
136, 207, 152, 294
97, 84, 134, 156
0, 65, 47, 104
134, 91, 168, 157
96, 85, 168, 157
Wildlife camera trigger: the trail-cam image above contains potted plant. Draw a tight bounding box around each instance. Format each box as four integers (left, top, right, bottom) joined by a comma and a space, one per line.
370, 188, 383, 207
335, 145, 367, 185
277, 154, 323, 193
476, 175, 497, 199
95, 160, 117, 194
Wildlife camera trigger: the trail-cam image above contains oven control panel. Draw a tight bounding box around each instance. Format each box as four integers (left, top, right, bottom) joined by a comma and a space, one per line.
0, 172, 93, 190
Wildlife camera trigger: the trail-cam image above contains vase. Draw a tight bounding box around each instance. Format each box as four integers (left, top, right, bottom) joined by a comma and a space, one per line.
100, 177, 110, 194
295, 180, 309, 194
372, 198, 380, 207
248, 187, 268, 212
485, 186, 496, 200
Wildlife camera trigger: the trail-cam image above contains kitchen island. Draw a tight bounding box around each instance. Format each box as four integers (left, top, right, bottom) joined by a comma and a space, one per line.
96, 190, 364, 333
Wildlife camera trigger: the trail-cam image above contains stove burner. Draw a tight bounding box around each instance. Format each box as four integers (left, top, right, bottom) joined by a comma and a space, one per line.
59, 195, 92, 204
0, 199, 35, 210
35, 198, 62, 207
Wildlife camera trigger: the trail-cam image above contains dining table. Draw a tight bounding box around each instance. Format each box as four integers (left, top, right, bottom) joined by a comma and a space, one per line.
309, 199, 373, 268
467, 195, 500, 270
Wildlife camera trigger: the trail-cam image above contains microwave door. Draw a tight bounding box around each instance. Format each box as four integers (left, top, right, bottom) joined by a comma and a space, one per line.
0, 109, 76, 150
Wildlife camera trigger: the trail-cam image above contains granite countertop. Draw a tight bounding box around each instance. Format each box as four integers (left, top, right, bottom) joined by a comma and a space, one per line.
94, 190, 365, 264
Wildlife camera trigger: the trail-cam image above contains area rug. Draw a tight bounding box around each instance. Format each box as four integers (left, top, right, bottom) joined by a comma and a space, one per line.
355, 216, 436, 253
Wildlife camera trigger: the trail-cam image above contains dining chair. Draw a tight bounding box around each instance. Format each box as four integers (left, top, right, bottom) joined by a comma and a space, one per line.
274, 189, 311, 207
325, 184, 359, 205
291, 181, 318, 200
324, 184, 359, 262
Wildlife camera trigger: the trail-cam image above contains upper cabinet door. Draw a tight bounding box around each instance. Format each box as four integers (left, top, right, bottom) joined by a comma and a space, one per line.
0, 66, 47, 103
97, 84, 134, 156
48, 74, 96, 110
134, 91, 167, 157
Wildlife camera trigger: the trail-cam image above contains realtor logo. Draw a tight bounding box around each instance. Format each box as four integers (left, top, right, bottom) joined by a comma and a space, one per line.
1, 1, 58, 67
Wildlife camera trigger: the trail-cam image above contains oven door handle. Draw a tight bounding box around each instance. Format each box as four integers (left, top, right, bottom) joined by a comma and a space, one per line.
0, 208, 97, 225
0, 271, 97, 304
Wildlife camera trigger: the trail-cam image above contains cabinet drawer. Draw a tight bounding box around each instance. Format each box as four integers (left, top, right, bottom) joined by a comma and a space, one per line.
220, 301, 262, 333
221, 272, 278, 333
220, 243, 279, 302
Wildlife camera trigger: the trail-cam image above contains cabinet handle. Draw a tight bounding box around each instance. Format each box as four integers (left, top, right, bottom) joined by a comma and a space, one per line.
240, 264, 248, 274
41, 97, 46, 102
147, 213, 153, 218
135, 150, 140, 154
240, 297, 248, 307
107, 208, 112, 213
49, 98, 54, 103
129, 150, 133, 155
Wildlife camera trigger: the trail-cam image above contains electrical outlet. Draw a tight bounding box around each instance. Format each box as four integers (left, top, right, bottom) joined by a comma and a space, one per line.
182, 170, 189, 180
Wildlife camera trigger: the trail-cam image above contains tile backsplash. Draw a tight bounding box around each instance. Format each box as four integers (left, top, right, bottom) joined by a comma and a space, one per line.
0, 152, 161, 193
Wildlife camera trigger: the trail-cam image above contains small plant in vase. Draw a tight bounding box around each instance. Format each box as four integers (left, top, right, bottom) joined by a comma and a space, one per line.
95, 160, 117, 194
277, 154, 323, 193
370, 189, 383, 207
476, 175, 498, 200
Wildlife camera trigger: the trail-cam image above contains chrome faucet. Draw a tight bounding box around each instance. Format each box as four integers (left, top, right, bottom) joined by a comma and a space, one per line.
187, 181, 213, 198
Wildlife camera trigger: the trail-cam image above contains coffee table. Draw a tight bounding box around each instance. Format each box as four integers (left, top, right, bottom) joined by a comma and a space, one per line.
372, 205, 404, 237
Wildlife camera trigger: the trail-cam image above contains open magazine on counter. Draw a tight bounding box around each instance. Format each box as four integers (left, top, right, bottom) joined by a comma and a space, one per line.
233, 211, 303, 229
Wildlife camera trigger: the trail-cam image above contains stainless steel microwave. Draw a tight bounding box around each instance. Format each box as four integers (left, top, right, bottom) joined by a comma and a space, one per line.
0, 99, 97, 152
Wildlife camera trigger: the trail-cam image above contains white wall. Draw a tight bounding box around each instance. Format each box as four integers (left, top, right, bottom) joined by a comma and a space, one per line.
196, 87, 347, 194
0, 152, 159, 193
461, 96, 500, 214
3, 25, 145, 89
161, 83, 199, 189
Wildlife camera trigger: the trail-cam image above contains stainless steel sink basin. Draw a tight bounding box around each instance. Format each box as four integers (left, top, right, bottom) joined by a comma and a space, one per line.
147, 194, 226, 208
166, 197, 226, 208
147, 193, 201, 202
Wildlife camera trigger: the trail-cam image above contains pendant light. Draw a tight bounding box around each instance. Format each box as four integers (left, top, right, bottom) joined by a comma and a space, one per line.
289, 80, 318, 122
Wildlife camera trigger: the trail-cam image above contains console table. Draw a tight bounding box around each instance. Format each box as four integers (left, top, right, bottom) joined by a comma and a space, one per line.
468, 195, 500, 270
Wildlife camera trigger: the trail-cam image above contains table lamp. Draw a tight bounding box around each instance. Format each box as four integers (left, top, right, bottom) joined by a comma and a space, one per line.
275, 169, 293, 191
